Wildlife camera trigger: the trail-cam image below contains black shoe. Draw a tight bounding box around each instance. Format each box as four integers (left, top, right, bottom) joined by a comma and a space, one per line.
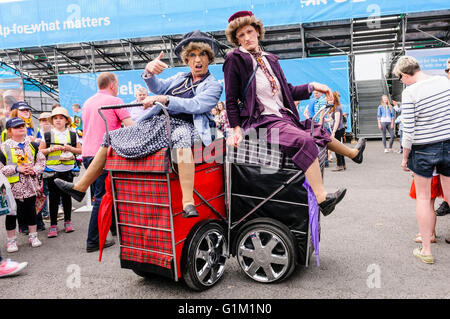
37, 224, 46, 232
446, 237, 450, 244
352, 138, 366, 164
54, 178, 86, 202
319, 188, 347, 216
86, 239, 115, 253
182, 204, 199, 218
436, 201, 450, 216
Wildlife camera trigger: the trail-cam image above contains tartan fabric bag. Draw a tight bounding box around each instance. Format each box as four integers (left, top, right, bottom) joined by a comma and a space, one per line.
106, 139, 227, 271
112, 170, 173, 269
226, 137, 327, 171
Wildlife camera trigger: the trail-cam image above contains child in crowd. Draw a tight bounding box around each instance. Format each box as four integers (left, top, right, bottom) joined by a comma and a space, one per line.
38, 112, 52, 134
0, 117, 46, 252
39, 107, 81, 237
7, 102, 42, 142
2, 102, 46, 233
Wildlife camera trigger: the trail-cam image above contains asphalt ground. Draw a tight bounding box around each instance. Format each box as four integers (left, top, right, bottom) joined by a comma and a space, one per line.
1, 139, 450, 300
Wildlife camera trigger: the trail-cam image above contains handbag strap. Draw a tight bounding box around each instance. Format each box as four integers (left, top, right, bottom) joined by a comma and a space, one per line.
242, 64, 260, 104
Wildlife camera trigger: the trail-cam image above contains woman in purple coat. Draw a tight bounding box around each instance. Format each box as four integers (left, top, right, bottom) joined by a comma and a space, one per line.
223, 11, 366, 216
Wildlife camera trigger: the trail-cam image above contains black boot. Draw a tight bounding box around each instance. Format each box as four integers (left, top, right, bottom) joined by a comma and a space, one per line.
54, 178, 86, 202
352, 138, 366, 164
319, 188, 347, 216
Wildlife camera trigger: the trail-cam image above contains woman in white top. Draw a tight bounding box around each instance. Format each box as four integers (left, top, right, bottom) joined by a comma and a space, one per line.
39, 107, 82, 238
394, 55, 450, 264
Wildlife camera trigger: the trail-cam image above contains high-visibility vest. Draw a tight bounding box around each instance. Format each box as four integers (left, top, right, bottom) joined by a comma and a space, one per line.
45, 130, 75, 166
1, 143, 37, 184
1, 129, 7, 143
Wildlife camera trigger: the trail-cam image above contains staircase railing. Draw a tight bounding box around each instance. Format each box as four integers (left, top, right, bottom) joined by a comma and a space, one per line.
380, 58, 392, 105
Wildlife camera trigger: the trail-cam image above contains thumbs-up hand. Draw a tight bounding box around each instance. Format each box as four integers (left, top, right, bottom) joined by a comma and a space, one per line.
145, 51, 168, 75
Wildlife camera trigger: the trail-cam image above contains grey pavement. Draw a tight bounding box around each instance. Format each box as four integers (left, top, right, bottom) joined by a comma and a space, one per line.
1, 139, 450, 299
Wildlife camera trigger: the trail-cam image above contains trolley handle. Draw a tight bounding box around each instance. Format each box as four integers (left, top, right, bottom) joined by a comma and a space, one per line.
98, 102, 171, 150
310, 103, 334, 137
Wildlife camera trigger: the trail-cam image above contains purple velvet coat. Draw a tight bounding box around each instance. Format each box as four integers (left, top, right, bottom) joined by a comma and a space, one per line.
223, 48, 312, 130
222, 47, 331, 172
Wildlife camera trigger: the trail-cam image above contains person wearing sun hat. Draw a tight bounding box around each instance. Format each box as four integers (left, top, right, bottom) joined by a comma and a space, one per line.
54, 30, 222, 220
38, 112, 52, 133
39, 107, 82, 237
223, 10, 367, 217
0, 116, 46, 252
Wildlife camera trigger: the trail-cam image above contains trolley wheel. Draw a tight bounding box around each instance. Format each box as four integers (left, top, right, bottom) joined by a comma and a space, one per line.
235, 218, 297, 283
182, 220, 228, 291
132, 269, 154, 279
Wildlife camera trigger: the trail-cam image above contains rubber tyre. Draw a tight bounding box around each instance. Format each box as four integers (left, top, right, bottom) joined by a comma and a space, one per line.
182, 220, 228, 291
235, 218, 297, 283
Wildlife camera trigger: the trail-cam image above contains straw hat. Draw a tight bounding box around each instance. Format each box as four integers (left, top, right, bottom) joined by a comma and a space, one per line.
50, 107, 72, 126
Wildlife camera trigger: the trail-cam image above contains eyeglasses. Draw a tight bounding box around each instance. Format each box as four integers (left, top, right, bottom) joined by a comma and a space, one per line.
445, 68, 449, 74
398, 73, 403, 81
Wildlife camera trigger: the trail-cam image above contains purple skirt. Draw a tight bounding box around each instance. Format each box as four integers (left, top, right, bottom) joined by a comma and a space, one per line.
247, 109, 331, 172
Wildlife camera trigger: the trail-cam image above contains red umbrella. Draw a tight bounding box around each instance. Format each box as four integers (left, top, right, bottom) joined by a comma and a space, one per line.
98, 172, 113, 262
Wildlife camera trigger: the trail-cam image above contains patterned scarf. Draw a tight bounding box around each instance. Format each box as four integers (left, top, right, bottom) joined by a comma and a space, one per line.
20, 116, 33, 128
249, 49, 278, 96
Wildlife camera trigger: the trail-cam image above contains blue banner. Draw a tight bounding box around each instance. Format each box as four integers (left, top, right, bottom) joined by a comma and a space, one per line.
58, 56, 350, 131
406, 48, 450, 77
0, 0, 448, 50
291, 56, 351, 132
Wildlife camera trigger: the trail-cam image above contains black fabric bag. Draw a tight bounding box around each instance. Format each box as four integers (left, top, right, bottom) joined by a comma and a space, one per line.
237, 65, 259, 112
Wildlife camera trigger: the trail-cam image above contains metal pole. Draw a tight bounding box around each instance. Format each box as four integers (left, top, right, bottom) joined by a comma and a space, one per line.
54, 48, 58, 75
91, 45, 96, 73
129, 42, 134, 70
300, 24, 306, 58
350, 19, 354, 55
414, 26, 450, 46
402, 14, 406, 53
169, 38, 174, 67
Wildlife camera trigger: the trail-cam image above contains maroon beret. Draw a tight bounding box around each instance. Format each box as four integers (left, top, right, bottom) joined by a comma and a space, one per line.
228, 10, 254, 23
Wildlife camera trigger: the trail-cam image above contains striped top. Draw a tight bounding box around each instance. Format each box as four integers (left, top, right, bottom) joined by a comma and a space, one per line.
401, 76, 450, 149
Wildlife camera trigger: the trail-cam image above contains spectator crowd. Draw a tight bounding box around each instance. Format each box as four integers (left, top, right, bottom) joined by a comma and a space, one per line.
0, 47, 448, 279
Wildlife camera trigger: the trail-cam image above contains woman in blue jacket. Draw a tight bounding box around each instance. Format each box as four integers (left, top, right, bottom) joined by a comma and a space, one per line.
377, 95, 395, 153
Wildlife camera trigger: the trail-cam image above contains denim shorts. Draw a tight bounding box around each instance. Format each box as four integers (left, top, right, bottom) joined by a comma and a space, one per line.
407, 139, 450, 178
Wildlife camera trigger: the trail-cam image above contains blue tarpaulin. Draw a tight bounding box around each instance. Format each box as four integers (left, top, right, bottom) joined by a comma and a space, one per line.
0, 0, 449, 50
58, 56, 350, 130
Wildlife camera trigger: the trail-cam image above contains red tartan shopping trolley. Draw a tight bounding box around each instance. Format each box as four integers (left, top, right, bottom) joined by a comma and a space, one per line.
100, 103, 228, 291
99, 102, 328, 291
